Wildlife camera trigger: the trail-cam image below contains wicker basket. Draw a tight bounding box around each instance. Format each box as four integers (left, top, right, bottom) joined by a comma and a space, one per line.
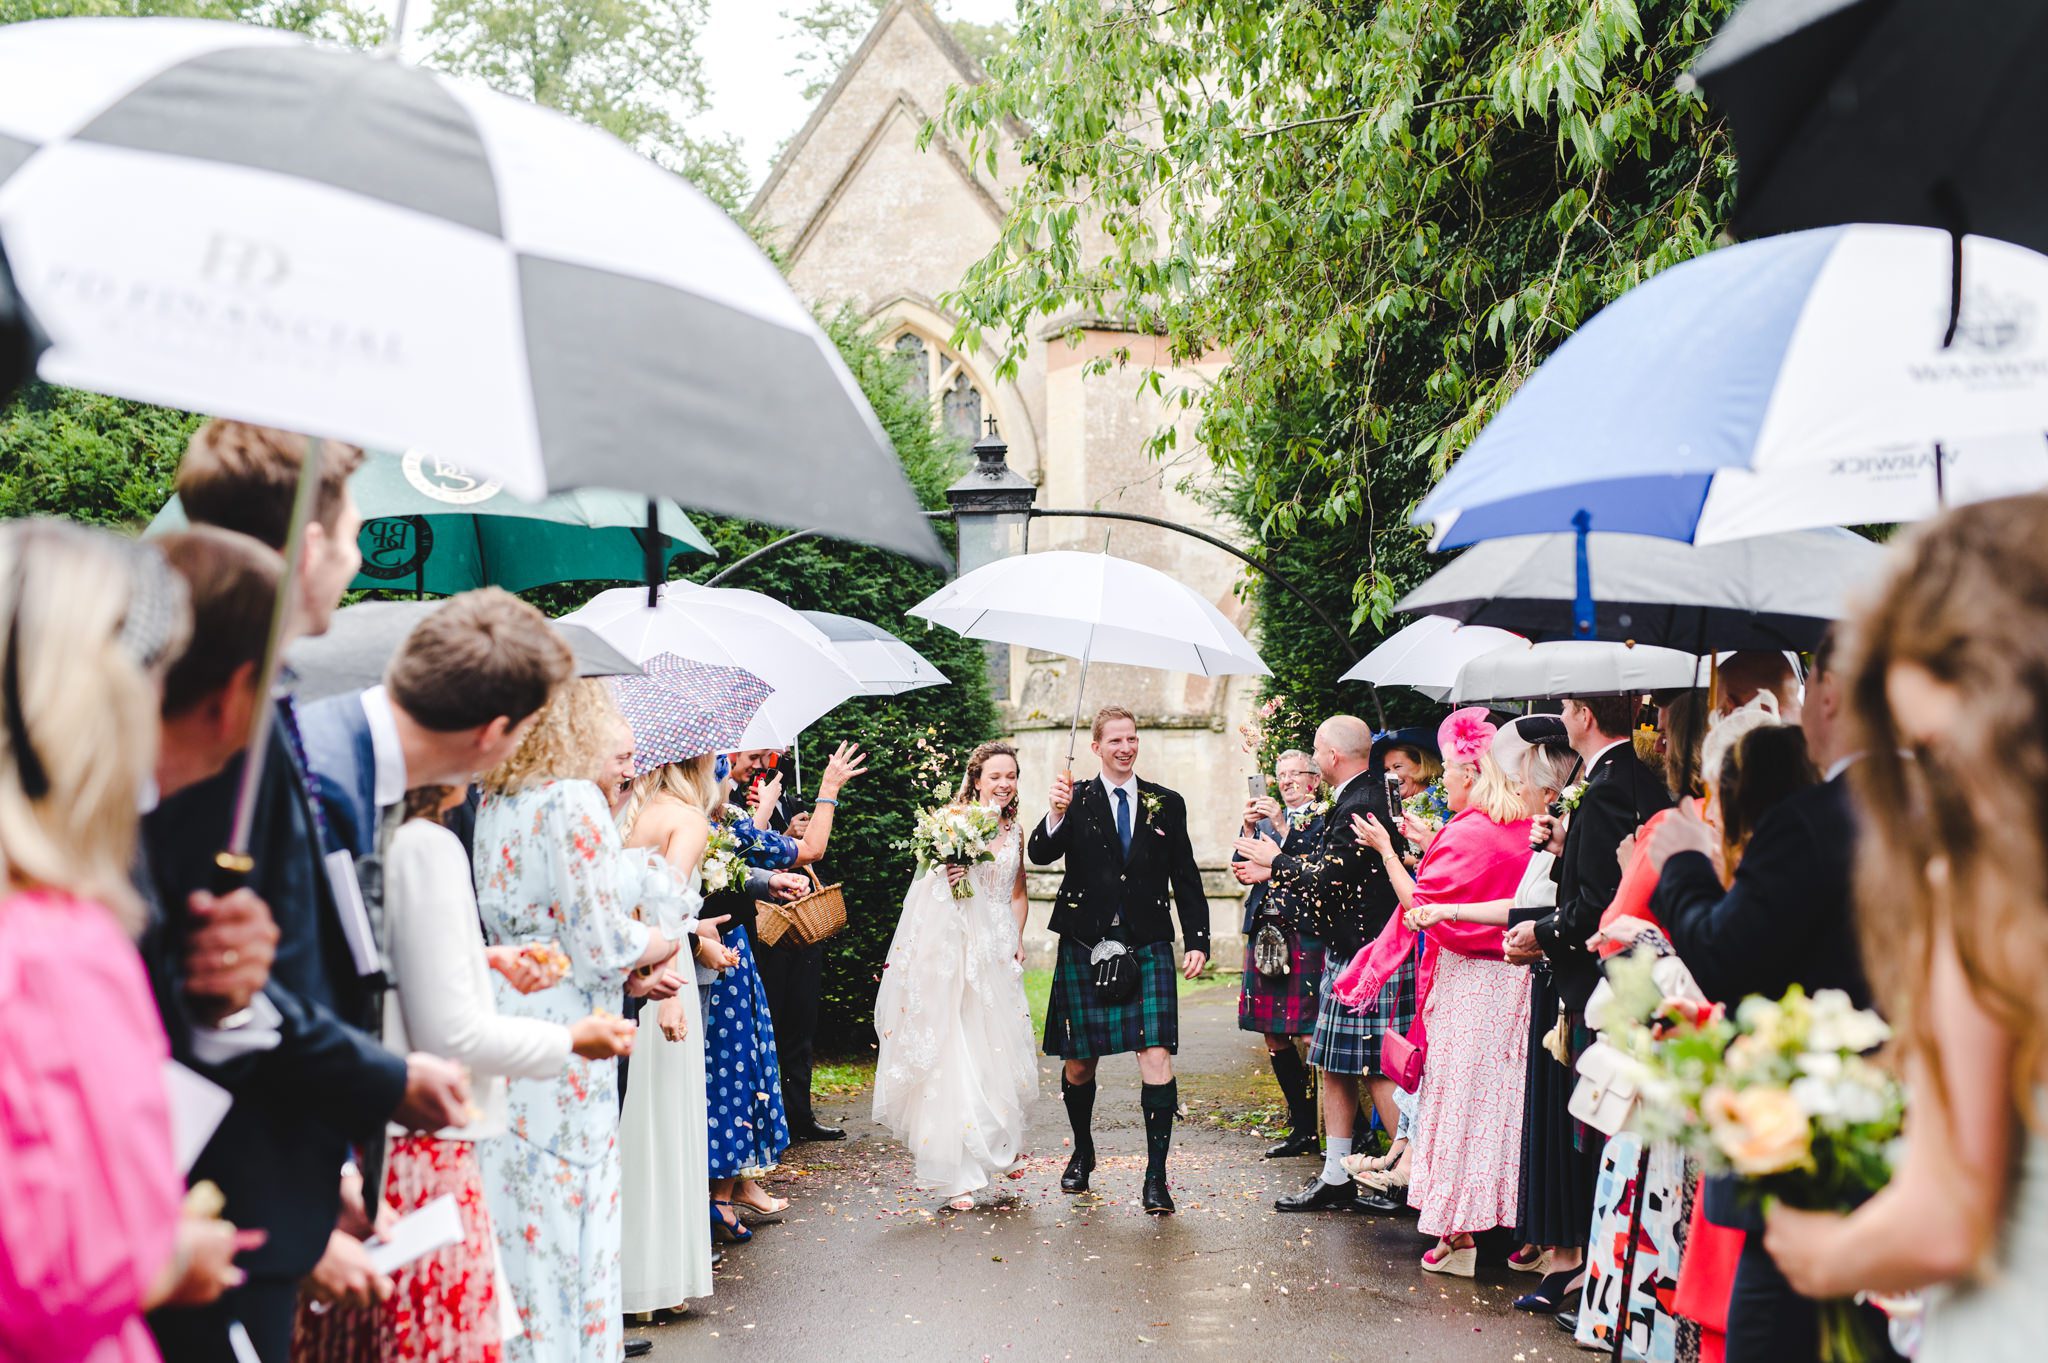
753, 865, 847, 947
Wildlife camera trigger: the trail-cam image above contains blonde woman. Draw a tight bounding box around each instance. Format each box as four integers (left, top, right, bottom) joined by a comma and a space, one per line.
0, 521, 258, 1361
872, 741, 1038, 1210
617, 752, 730, 1317
1763, 497, 2048, 1363
474, 681, 680, 1363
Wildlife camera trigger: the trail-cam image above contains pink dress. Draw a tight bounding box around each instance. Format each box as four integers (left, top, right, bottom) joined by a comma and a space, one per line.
0, 889, 182, 1363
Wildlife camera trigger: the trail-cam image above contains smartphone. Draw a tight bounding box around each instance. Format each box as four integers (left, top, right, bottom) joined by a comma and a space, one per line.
1385, 772, 1404, 816
1247, 774, 1264, 799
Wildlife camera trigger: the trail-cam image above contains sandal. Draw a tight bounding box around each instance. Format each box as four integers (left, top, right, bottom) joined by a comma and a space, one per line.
1508, 1244, 1551, 1274
1421, 1235, 1476, 1277
1513, 1267, 1583, 1314
1338, 1138, 1407, 1180
709, 1201, 752, 1245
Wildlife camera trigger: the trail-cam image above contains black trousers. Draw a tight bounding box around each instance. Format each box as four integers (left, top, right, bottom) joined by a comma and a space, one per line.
755, 937, 824, 1128
149, 1275, 297, 1362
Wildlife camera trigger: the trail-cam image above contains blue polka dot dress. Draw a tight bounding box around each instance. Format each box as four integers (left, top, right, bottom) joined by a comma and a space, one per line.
704, 925, 790, 1178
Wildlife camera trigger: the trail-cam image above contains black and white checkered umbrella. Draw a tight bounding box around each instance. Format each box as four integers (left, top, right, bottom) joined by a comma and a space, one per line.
0, 17, 944, 567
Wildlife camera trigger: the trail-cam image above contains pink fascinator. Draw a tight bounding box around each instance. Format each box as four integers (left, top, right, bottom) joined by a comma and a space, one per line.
1437, 706, 1497, 765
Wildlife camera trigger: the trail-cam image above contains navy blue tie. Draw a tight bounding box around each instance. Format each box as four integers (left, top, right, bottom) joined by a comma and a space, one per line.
1115, 786, 1133, 858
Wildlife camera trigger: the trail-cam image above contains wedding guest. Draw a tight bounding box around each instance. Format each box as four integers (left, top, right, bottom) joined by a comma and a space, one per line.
149, 423, 470, 1362
745, 742, 869, 1144
1339, 709, 1536, 1274
1761, 498, 2048, 1363
1715, 651, 1801, 724
0, 522, 259, 1362
618, 753, 730, 1317
1379, 729, 1446, 862
1237, 715, 1404, 1214
1233, 748, 1328, 1159
293, 597, 632, 1361
1503, 692, 1670, 1331
474, 680, 684, 1363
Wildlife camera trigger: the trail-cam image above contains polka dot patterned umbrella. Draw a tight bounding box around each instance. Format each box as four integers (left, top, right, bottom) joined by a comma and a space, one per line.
608, 652, 773, 774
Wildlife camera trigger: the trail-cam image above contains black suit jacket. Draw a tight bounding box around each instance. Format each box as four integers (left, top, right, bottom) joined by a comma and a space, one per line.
1267, 773, 1400, 962
1238, 810, 1323, 935
1519, 743, 1671, 1012
1653, 774, 1872, 1009
143, 716, 408, 1280
1028, 776, 1209, 954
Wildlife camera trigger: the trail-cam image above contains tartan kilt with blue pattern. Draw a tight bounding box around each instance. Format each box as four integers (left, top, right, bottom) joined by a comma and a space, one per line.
1042, 936, 1180, 1059
1307, 949, 1417, 1077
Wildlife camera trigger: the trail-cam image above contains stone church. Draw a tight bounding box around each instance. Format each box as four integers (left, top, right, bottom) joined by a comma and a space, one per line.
750, 0, 1266, 960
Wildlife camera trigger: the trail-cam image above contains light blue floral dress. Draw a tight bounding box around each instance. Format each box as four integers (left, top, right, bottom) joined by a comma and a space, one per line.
474, 780, 649, 1363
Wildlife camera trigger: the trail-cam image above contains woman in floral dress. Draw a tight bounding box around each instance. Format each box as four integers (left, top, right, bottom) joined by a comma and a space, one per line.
474, 682, 683, 1363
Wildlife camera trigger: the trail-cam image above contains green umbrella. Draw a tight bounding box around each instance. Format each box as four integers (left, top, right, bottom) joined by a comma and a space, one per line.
150, 450, 716, 596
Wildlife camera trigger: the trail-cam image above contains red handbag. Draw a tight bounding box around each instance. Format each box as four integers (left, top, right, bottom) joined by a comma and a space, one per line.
1379, 932, 1432, 1092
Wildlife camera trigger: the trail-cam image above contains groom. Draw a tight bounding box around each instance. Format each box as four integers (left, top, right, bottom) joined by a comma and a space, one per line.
1029, 705, 1209, 1214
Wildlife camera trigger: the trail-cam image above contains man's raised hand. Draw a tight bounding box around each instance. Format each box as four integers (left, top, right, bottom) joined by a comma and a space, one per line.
1048, 769, 1073, 816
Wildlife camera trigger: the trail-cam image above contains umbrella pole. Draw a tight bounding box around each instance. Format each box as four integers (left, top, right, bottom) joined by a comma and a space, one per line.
1933, 441, 1948, 509
218, 436, 326, 884
1571, 509, 1596, 641
1064, 633, 1096, 772
644, 498, 661, 608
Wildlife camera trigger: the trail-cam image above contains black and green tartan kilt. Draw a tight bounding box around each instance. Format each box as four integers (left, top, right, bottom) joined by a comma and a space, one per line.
1042, 937, 1180, 1059
1307, 950, 1417, 1077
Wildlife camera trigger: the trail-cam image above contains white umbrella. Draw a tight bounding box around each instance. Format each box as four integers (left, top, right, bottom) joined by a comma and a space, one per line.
562, 584, 861, 750
0, 17, 942, 568
798, 609, 949, 696
1340, 616, 1523, 701
910, 549, 1267, 762
1452, 640, 1700, 704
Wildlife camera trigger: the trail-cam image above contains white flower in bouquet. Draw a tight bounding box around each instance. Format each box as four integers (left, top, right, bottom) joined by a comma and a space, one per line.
699, 824, 745, 897
908, 801, 1002, 901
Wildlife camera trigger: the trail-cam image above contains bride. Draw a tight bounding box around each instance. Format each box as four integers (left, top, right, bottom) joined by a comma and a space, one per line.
873, 740, 1040, 1208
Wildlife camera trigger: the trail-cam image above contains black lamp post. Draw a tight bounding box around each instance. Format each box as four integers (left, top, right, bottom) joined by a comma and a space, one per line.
944, 417, 1037, 690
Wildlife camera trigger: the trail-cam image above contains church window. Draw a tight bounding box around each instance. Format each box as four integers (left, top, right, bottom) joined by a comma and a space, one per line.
885, 325, 990, 445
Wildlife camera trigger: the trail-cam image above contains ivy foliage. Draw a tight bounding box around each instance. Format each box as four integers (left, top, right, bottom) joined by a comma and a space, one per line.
933, 0, 1739, 634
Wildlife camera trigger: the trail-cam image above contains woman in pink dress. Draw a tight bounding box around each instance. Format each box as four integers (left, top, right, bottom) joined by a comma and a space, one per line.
1340, 708, 1540, 1276
0, 521, 255, 1361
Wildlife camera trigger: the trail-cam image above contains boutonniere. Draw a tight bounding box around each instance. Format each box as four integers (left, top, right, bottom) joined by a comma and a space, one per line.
1292, 800, 1329, 826
1140, 791, 1163, 820
1558, 782, 1588, 814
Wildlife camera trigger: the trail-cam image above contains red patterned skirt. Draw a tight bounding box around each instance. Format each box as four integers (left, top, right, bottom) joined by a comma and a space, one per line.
292, 1134, 507, 1363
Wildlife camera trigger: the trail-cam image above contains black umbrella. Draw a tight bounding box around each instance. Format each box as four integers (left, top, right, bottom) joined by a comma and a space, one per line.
0, 232, 45, 403
285, 600, 641, 703
1690, 1, 2048, 313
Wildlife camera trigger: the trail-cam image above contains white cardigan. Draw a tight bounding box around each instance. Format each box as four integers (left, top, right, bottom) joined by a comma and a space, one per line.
382, 818, 572, 1141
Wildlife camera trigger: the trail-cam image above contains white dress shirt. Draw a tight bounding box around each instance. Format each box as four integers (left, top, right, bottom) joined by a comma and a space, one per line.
1045, 771, 1141, 836
360, 685, 408, 811
382, 819, 571, 1141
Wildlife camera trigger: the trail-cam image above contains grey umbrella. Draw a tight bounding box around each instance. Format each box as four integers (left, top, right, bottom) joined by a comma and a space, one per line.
1396, 526, 1881, 652
286, 599, 641, 703
0, 231, 43, 403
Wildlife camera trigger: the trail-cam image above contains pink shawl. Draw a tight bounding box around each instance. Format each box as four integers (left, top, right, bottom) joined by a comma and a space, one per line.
1332, 806, 1534, 1012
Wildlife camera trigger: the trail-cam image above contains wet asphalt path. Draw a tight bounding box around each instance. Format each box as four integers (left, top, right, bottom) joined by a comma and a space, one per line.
641, 987, 1591, 1363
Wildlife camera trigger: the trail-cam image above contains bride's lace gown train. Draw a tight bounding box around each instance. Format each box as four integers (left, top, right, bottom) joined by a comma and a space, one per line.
872, 826, 1039, 1199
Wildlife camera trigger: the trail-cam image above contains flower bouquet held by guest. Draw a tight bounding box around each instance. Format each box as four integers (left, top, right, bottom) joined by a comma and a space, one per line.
1233, 748, 1330, 1159
875, 742, 1038, 1209
474, 681, 683, 1363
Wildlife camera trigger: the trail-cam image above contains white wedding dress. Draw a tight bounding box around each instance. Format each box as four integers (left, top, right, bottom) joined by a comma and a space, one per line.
872, 824, 1040, 1199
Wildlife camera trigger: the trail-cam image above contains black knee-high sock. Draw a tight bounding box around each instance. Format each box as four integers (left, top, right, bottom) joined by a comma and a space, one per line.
1269, 1046, 1313, 1134
1141, 1079, 1178, 1177
1062, 1077, 1097, 1157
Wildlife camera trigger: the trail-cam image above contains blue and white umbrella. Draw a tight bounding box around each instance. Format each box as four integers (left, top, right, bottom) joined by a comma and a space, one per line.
609, 652, 775, 774
1414, 225, 2048, 551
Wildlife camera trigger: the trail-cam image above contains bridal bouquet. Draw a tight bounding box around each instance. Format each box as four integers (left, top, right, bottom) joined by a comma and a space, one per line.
907, 802, 1002, 901
1606, 962, 1905, 1362
698, 823, 746, 896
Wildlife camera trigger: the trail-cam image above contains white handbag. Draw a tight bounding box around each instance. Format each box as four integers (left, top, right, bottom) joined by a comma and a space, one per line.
1569, 1040, 1642, 1136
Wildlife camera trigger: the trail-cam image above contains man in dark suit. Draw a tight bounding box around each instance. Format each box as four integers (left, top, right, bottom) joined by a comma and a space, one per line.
1231, 747, 1328, 1158
1028, 704, 1209, 1215
1503, 692, 1668, 1308
1639, 632, 1889, 1363
147, 422, 469, 1363
1237, 715, 1403, 1212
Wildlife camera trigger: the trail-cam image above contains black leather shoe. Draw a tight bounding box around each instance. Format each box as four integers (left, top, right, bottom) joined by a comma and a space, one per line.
1349, 1186, 1407, 1215
1514, 1268, 1577, 1313
625, 1340, 653, 1358
1553, 1308, 1580, 1335
790, 1122, 846, 1142
1060, 1150, 1095, 1193
1142, 1171, 1175, 1215
1264, 1131, 1320, 1159
1274, 1175, 1356, 1212
711, 1249, 724, 1268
